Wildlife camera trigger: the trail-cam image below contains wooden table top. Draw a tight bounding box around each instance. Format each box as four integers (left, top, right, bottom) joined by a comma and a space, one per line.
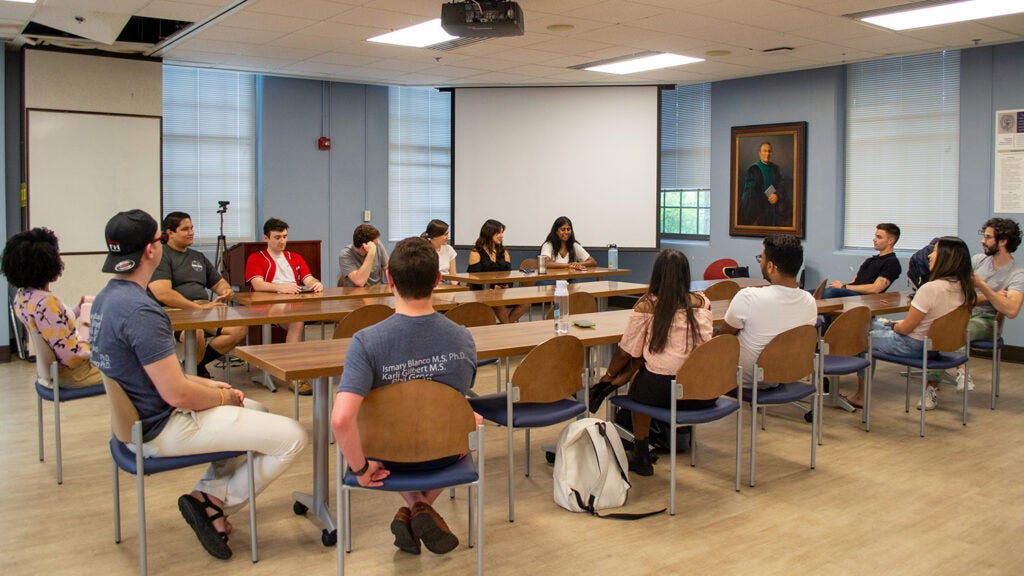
231, 282, 467, 306
168, 281, 651, 331
233, 298, 847, 382
690, 277, 768, 291
442, 267, 630, 285
820, 290, 914, 316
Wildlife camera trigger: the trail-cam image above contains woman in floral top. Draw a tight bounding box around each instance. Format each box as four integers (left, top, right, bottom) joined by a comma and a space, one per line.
3, 228, 101, 388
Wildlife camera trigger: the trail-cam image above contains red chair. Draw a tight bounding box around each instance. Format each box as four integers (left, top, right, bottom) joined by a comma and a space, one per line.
703, 258, 738, 280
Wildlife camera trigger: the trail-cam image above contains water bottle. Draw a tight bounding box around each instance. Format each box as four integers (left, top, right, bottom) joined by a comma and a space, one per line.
553, 280, 570, 334
607, 244, 618, 270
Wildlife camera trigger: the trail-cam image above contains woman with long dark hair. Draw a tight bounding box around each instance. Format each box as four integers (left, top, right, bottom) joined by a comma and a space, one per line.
856, 236, 976, 411
539, 216, 596, 271
587, 249, 713, 475
466, 219, 529, 323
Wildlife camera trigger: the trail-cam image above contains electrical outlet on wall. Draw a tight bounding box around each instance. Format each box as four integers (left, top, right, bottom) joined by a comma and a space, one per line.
363, 210, 371, 222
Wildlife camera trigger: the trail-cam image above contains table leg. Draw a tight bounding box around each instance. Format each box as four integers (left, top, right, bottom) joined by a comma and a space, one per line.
183, 330, 197, 375
250, 324, 277, 392
292, 375, 336, 545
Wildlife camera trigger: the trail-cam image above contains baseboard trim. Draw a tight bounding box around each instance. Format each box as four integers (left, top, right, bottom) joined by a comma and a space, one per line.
0, 345, 10, 363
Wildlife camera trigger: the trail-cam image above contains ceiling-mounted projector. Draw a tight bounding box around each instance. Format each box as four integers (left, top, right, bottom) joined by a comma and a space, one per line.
441, 1, 524, 38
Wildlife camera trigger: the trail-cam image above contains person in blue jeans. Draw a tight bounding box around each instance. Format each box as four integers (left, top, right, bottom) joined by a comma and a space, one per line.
851, 236, 976, 410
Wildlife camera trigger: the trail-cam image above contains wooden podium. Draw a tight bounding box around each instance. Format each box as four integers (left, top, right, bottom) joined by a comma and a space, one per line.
222, 240, 323, 344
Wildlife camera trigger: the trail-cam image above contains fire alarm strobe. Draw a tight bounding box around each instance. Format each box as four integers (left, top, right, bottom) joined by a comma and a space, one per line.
318, 136, 331, 150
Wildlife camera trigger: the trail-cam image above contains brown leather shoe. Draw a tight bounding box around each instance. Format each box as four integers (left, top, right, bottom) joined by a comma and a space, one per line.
289, 380, 313, 396
390, 506, 420, 554
410, 502, 459, 554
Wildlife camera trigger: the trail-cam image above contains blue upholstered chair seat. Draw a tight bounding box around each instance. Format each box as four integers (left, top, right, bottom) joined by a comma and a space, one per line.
742, 382, 816, 405
823, 355, 870, 375
342, 455, 478, 492
872, 349, 967, 371
970, 337, 1003, 350
35, 381, 105, 402
610, 396, 740, 425
469, 394, 586, 427
109, 437, 245, 476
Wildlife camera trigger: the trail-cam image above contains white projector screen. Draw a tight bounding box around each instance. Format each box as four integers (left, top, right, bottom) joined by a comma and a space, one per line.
452, 86, 658, 250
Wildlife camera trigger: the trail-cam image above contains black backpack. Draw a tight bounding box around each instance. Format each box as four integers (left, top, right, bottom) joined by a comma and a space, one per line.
907, 237, 939, 289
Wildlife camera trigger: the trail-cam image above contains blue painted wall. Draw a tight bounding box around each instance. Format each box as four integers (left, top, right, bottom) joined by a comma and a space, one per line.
259, 77, 388, 286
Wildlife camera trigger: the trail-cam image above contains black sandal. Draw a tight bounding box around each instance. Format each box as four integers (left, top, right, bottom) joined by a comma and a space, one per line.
178, 493, 232, 559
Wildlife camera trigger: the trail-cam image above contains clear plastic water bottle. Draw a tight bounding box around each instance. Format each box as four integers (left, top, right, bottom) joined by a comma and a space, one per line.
553, 280, 570, 334
607, 244, 618, 270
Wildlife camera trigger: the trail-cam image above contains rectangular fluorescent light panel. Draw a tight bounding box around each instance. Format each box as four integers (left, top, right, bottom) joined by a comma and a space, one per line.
367, 19, 457, 48
585, 53, 703, 75
860, 0, 1024, 31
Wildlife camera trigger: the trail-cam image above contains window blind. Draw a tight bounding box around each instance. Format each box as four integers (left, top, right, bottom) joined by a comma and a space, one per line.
844, 51, 960, 250
388, 87, 452, 242
660, 83, 711, 239
162, 66, 255, 244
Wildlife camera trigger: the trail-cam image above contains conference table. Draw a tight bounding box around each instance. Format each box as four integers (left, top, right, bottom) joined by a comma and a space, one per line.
442, 266, 630, 286
230, 294, 851, 544
231, 282, 468, 306
168, 281, 652, 382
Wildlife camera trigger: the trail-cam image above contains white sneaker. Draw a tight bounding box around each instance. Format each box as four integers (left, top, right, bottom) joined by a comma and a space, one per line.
955, 369, 975, 392
917, 386, 938, 411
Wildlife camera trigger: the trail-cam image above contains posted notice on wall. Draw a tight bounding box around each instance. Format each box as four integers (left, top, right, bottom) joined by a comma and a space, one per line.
995, 109, 1024, 213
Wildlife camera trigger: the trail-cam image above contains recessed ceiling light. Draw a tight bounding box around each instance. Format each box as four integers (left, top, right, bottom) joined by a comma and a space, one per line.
853, 0, 1024, 31
4, 0, 37, 4
367, 19, 458, 48
583, 53, 704, 75
546, 24, 574, 32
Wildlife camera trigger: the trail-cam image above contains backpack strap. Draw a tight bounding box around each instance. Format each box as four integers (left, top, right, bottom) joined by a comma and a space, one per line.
578, 422, 665, 520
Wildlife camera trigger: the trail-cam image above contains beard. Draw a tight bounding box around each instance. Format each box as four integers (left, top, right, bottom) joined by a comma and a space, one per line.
983, 242, 999, 256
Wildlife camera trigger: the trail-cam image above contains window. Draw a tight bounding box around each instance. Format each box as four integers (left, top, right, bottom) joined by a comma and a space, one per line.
660, 83, 711, 240
845, 51, 960, 249
388, 87, 452, 241
162, 66, 255, 244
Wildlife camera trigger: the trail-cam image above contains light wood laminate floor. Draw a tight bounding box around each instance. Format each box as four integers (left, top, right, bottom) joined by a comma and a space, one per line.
1, 343, 1022, 575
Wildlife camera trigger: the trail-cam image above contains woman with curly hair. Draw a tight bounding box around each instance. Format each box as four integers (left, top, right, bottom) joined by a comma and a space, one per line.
3, 228, 102, 387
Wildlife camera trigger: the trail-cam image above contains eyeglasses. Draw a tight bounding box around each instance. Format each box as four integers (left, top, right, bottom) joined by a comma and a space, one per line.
151, 231, 169, 244
755, 254, 762, 263
978, 229, 995, 241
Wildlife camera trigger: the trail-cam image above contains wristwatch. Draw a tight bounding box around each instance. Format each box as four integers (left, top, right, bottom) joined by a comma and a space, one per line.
349, 460, 370, 477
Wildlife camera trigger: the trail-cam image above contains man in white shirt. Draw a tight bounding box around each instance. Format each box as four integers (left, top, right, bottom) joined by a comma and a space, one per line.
719, 234, 818, 387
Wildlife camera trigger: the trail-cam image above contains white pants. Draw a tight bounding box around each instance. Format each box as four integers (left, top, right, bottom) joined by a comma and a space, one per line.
139, 399, 308, 515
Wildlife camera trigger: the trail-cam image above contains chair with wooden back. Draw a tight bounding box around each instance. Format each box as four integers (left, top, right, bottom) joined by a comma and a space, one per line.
702, 280, 741, 302
609, 335, 743, 514
820, 306, 872, 433
445, 302, 502, 389
468, 335, 585, 521
744, 324, 819, 487
337, 379, 484, 575
543, 291, 597, 320
812, 278, 828, 300
101, 374, 257, 574
26, 328, 105, 485
871, 306, 970, 437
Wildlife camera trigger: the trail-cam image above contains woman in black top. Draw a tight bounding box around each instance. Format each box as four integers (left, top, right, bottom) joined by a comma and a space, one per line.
467, 219, 529, 323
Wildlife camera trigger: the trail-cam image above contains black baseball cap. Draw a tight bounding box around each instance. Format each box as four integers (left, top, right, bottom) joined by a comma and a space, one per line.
102, 209, 158, 273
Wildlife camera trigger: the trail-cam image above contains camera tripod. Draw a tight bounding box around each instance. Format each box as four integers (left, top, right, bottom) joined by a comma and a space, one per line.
214, 201, 230, 276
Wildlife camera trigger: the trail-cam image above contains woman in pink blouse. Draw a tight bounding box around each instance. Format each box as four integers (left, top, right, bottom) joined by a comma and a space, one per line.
588, 249, 713, 476
3, 228, 101, 388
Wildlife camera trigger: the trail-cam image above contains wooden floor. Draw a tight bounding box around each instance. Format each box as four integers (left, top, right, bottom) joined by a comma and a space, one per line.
1, 345, 1022, 575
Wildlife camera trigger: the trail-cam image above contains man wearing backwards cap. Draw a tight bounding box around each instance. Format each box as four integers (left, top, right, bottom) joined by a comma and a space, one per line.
90, 209, 308, 560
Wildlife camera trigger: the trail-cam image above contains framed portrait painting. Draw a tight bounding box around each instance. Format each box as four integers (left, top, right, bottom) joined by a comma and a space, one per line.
729, 122, 807, 238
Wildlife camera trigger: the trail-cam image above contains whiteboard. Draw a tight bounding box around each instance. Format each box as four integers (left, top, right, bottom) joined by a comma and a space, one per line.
452, 86, 659, 249
28, 109, 162, 253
